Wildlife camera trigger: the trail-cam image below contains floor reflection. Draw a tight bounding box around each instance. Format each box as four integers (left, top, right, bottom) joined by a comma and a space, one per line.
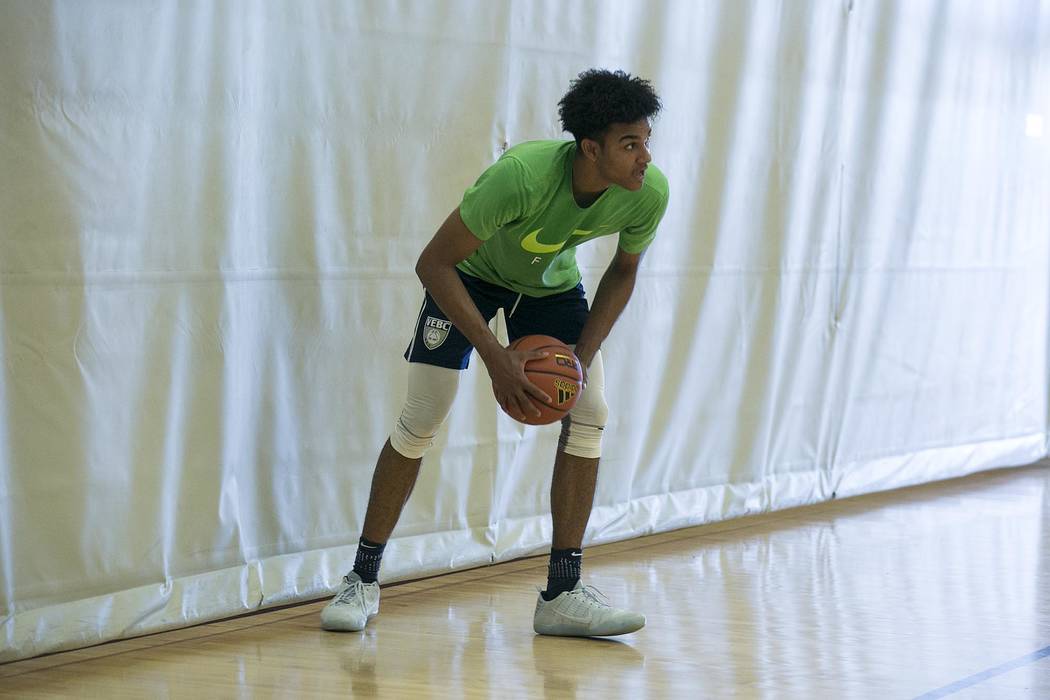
2, 464, 1047, 698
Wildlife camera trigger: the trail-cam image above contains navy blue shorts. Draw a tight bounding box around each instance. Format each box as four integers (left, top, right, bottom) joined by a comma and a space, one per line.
404, 270, 589, 370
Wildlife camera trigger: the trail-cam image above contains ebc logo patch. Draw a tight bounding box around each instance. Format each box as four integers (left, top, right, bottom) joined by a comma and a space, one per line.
423, 316, 452, 350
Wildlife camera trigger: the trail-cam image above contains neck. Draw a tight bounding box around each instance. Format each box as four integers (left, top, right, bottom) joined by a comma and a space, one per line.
571, 150, 608, 207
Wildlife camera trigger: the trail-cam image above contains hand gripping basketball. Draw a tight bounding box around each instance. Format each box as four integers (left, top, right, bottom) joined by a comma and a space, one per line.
503, 335, 584, 425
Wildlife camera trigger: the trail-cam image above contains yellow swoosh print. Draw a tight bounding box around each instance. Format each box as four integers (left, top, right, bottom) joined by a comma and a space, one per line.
520, 229, 595, 255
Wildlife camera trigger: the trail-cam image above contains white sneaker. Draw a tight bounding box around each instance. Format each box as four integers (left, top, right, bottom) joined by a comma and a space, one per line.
533, 581, 645, 637
320, 572, 380, 632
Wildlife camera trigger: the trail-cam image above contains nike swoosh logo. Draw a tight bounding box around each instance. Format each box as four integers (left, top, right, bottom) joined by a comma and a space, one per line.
520, 229, 597, 255
554, 609, 593, 624
521, 229, 564, 254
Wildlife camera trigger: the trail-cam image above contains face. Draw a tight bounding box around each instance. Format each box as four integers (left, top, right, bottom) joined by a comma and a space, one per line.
585, 118, 653, 191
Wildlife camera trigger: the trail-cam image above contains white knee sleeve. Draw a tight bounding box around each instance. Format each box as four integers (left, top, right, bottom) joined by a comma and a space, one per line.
389, 363, 460, 459
559, 350, 608, 459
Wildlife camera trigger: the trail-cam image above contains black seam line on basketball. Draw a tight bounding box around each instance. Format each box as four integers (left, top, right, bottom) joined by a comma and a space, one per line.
530, 398, 568, 410
515, 344, 575, 353
524, 370, 583, 379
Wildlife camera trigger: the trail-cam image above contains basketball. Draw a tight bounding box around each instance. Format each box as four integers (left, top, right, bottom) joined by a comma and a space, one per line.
506, 334, 584, 425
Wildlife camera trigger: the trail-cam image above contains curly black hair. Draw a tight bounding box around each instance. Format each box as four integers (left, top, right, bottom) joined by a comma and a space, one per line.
558, 69, 661, 145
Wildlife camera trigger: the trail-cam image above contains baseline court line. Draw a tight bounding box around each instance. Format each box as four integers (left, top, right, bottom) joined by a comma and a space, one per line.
912, 644, 1050, 699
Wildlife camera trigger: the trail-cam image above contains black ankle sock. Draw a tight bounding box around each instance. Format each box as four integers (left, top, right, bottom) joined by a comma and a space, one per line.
352, 537, 386, 584
542, 548, 582, 601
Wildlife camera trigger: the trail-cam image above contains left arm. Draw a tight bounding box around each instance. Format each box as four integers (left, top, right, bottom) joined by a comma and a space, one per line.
573, 247, 644, 371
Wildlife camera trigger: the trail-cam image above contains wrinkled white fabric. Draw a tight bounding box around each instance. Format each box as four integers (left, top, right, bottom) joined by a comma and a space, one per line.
560, 349, 607, 459
390, 363, 460, 459
1, 0, 1048, 661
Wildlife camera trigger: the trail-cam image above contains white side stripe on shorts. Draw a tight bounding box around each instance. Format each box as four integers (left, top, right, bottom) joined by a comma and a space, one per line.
405, 293, 429, 358
507, 293, 524, 319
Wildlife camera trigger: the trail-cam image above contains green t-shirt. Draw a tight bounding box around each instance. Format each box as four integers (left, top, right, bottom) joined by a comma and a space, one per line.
457, 140, 669, 297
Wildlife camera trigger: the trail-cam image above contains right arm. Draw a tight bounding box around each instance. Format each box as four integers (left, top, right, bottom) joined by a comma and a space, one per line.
415, 208, 550, 419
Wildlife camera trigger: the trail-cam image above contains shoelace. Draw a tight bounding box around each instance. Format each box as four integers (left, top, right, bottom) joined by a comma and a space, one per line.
569, 584, 611, 608
335, 576, 365, 606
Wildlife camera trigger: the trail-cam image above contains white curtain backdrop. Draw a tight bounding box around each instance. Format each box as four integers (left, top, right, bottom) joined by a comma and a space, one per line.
1, 0, 1048, 661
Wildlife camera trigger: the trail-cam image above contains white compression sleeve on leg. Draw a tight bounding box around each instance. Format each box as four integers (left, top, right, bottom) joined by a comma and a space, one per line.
389, 363, 461, 459
559, 350, 608, 459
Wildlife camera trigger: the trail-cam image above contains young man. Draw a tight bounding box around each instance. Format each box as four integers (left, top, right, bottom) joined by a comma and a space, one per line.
322, 69, 669, 637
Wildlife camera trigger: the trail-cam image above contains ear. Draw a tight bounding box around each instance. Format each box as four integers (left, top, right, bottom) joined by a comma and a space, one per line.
580, 137, 601, 162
